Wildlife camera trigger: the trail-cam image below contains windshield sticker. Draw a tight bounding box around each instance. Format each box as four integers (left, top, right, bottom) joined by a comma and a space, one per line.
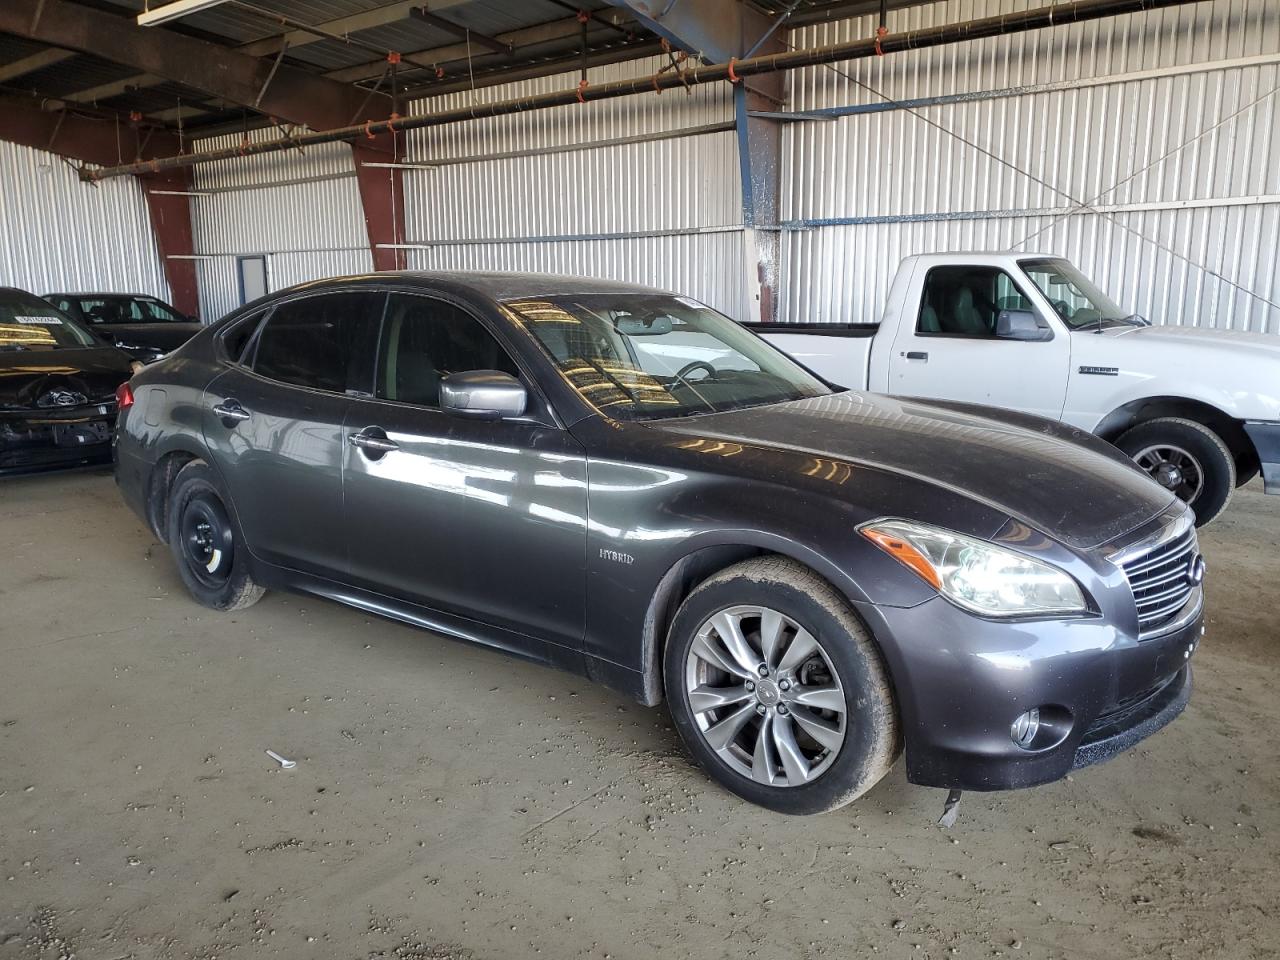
14, 316, 64, 325
673, 296, 706, 310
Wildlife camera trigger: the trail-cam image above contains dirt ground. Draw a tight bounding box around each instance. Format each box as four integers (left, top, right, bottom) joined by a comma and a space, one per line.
1, 469, 1277, 960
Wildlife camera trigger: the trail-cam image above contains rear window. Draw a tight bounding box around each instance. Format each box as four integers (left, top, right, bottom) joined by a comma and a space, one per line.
0, 290, 99, 352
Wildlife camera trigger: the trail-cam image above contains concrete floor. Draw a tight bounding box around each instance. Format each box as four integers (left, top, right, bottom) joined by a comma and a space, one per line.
1, 469, 1277, 960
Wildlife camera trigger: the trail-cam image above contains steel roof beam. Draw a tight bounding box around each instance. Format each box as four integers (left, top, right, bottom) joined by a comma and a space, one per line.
0, 0, 386, 131
59, 0, 469, 107
0, 47, 75, 82
409, 7, 512, 56
604, 0, 771, 63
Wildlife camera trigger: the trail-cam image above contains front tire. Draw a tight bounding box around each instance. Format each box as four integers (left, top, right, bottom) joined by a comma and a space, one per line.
166, 460, 265, 611
663, 557, 900, 815
1115, 417, 1235, 526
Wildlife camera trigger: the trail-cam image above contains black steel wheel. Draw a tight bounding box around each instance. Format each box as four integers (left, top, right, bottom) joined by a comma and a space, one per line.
166, 460, 265, 611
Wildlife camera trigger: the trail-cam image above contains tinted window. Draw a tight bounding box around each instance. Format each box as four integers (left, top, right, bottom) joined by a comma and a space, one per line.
918, 266, 1031, 337
253, 292, 385, 394
376, 295, 520, 408
0, 290, 98, 351
220, 309, 267, 364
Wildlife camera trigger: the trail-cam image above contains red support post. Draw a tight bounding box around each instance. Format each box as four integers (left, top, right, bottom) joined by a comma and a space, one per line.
351, 133, 408, 272
138, 169, 200, 318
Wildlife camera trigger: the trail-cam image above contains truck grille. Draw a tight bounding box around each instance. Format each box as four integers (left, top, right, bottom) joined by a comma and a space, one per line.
1119, 528, 1200, 636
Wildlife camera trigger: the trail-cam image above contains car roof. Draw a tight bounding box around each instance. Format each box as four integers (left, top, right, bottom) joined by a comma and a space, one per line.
285, 271, 676, 301
43, 292, 158, 298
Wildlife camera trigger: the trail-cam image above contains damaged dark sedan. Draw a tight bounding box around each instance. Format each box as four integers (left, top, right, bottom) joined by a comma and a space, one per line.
1, 287, 137, 475
114, 273, 1202, 814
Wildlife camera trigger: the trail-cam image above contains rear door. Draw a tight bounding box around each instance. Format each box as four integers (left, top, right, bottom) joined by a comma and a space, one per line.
342, 292, 588, 654
202, 290, 384, 578
887, 263, 1071, 420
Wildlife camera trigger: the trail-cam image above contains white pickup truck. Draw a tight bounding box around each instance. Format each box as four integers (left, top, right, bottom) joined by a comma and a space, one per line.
750, 252, 1279, 526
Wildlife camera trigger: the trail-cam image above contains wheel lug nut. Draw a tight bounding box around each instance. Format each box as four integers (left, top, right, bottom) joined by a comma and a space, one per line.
778, 679, 791, 691
755, 704, 767, 716
745, 681, 755, 692
777, 704, 789, 716
757, 664, 769, 677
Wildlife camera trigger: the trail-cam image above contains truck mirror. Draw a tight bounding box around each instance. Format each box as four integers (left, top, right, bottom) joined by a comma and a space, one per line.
996, 310, 1052, 341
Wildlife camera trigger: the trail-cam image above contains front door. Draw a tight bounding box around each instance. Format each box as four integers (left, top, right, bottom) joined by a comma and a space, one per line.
342, 292, 588, 654
888, 263, 1071, 421
201, 291, 384, 578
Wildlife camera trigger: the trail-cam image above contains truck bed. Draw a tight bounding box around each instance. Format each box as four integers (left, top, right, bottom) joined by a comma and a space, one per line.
743, 323, 877, 390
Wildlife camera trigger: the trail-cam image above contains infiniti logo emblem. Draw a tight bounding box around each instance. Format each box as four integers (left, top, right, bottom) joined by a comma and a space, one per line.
37, 389, 88, 408
1186, 554, 1206, 586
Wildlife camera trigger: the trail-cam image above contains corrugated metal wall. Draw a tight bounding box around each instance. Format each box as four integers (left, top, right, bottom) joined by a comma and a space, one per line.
780, 0, 1280, 333
402, 56, 749, 319
189, 128, 372, 321
0, 140, 168, 299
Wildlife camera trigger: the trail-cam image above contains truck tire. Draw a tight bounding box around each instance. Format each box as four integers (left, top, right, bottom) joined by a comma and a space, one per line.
663, 556, 900, 815
166, 459, 266, 611
1115, 417, 1235, 527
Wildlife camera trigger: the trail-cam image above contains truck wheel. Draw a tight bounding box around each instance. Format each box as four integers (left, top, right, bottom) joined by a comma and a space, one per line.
663, 556, 900, 815
1115, 417, 1235, 526
166, 460, 266, 611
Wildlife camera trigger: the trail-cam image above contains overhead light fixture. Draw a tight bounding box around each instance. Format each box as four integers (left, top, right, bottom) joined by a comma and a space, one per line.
136, 0, 233, 27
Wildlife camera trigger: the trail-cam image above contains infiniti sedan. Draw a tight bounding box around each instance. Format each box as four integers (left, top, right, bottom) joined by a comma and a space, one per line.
114, 273, 1202, 813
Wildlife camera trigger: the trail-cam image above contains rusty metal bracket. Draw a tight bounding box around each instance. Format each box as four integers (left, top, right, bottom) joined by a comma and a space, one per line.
254, 39, 289, 109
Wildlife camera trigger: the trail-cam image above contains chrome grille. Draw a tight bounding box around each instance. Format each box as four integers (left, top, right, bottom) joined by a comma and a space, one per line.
1119, 528, 1200, 636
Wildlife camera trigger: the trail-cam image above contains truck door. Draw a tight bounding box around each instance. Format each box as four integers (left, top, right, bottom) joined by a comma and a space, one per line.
887, 263, 1070, 421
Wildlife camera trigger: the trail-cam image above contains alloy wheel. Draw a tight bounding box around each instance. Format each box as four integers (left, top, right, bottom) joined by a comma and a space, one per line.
1133, 444, 1205, 504
683, 605, 847, 787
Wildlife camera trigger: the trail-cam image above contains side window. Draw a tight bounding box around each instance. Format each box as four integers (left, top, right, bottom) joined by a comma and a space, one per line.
377, 294, 520, 408
917, 266, 1029, 337
252, 292, 385, 394
220, 309, 266, 364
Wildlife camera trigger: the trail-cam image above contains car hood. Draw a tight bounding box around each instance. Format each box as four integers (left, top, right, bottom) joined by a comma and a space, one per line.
650, 391, 1175, 550
1105, 323, 1280, 357
0, 347, 133, 409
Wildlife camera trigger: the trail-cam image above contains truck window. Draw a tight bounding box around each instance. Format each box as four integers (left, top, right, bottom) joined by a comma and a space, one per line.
917, 266, 1031, 337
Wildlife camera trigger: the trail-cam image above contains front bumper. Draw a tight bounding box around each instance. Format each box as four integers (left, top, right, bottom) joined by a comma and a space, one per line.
858, 593, 1201, 792
0, 405, 116, 475
1244, 421, 1280, 494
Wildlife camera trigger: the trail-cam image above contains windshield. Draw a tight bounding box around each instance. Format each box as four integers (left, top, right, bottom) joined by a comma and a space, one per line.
1019, 258, 1132, 329
506, 294, 832, 420
75, 295, 186, 324
0, 290, 99, 352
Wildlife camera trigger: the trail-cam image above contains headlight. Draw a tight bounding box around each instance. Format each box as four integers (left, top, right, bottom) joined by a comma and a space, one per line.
859, 519, 1086, 617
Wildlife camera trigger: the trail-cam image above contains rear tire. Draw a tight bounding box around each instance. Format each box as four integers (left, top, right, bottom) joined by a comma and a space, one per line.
166, 459, 265, 611
663, 557, 900, 815
1115, 417, 1234, 527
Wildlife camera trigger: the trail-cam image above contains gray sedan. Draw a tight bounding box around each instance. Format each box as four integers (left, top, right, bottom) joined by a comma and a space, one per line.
114, 273, 1202, 814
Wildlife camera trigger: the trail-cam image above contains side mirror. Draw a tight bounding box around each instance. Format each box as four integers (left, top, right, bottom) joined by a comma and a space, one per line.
440, 370, 527, 421
996, 309, 1052, 341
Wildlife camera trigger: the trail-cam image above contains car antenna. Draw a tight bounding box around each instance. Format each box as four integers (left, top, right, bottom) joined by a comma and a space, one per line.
937, 788, 963, 828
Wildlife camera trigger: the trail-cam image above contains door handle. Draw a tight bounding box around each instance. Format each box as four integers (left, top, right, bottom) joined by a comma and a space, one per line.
904, 351, 929, 361
212, 399, 251, 422
349, 429, 399, 454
